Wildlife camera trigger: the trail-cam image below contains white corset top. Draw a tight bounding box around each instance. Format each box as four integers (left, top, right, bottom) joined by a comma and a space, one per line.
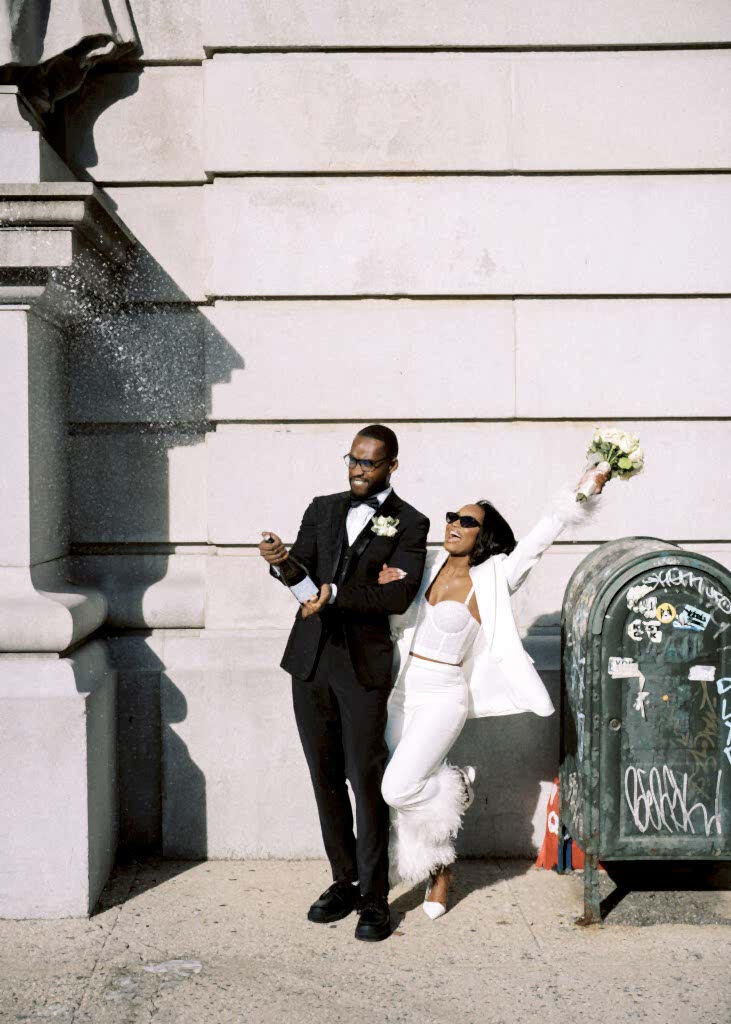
410, 586, 481, 665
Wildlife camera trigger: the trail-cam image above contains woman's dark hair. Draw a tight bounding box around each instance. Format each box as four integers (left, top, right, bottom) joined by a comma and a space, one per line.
469, 500, 517, 567
356, 423, 399, 460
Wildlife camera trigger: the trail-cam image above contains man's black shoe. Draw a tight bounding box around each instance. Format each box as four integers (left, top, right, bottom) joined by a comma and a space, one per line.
354, 895, 391, 942
307, 880, 359, 923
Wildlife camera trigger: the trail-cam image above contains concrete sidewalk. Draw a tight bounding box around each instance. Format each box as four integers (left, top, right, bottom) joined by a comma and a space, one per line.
1, 859, 729, 1024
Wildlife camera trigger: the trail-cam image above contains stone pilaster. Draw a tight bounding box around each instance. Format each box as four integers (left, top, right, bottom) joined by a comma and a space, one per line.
0, 99, 134, 916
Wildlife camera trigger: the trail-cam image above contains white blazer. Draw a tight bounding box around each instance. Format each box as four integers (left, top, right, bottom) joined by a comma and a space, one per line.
389, 489, 594, 719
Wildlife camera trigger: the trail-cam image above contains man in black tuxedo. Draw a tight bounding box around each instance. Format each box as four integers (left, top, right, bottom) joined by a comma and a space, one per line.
259, 424, 429, 941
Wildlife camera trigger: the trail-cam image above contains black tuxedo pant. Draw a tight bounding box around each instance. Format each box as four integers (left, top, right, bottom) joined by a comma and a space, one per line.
292, 630, 390, 898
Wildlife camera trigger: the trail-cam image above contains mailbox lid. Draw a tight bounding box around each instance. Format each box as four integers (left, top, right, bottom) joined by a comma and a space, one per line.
599, 555, 731, 858
562, 536, 674, 643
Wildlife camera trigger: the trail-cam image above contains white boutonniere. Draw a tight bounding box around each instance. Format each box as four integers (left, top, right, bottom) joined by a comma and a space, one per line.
371, 515, 399, 537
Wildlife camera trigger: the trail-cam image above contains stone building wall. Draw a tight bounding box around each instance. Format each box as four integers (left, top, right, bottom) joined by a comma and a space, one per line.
2, 2, 730, 912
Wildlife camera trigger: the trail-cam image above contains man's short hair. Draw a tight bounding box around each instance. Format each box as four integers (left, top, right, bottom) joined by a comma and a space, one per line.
356, 424, 399, 461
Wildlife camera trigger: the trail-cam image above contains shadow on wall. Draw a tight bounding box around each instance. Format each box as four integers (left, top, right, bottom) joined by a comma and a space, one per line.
53, 159, 245, 865
451, 611, 562, 861
64, 247, 243, 866
53, 63, 142, 169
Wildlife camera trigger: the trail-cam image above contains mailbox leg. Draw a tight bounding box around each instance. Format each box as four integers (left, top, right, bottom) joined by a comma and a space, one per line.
582, 854, 602, 925
557, 823, 572, 874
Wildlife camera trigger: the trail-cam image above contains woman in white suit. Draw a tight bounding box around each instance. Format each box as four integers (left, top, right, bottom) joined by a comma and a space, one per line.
379, 474, 602, 918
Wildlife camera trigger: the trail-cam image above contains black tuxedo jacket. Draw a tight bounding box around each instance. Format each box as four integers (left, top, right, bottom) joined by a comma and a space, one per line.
276, 489, 429, 690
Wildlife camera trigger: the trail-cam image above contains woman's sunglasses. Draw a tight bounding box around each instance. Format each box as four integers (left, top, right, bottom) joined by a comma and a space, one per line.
446, 512, 481, 529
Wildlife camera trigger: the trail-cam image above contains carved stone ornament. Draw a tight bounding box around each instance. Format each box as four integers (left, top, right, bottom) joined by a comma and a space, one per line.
0, 0, 139, 114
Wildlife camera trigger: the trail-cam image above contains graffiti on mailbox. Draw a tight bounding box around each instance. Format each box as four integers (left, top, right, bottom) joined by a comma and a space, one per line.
565, 614, 586, 702
564, 768, 584, 840
671, 690, 719, 795
618, 568, 730, 837
638, 568, 731, 615
662, 631, 708, 662
638, 567, 731, 642
719, 677, 731, 768
624, 765, 723, 836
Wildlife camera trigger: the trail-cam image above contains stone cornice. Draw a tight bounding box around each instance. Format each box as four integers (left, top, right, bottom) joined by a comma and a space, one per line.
0, 184, 138, 322
0, 183, 135, 266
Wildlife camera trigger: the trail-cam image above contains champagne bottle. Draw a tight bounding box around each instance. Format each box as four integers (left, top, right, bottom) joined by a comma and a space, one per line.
265, 536, 319, 602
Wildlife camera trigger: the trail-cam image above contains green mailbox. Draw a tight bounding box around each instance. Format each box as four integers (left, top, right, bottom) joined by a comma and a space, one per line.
559, 538, 731, 923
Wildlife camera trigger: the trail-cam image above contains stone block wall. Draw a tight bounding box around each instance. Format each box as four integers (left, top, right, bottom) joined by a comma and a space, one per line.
54, 2, 731, 861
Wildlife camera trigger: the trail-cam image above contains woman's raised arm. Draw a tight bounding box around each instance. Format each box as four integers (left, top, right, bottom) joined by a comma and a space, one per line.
503, 478, 601, 593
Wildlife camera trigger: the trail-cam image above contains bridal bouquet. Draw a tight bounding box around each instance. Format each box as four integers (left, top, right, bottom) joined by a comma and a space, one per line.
576, 427, 645, 502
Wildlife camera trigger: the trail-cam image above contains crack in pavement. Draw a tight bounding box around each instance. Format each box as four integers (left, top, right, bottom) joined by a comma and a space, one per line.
495, 861, 545, 955
69, 863, 142, 1024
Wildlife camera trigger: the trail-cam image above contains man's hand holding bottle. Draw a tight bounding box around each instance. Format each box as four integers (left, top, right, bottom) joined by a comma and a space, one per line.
300, 584, 332, 619
258, 531, 321, 605
258, 531, 288, 566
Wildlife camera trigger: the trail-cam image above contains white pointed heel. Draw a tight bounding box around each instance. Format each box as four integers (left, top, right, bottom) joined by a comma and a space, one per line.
423, 867, 453, 920
422, 899, 447, 920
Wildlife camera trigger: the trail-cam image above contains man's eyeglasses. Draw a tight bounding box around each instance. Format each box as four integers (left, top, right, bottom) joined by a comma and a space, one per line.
343, 454, 391, 471
446, 511, 481, 529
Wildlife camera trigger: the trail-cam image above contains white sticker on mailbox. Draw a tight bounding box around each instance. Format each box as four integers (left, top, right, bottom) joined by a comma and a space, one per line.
688, 665, 716, 682
627, 619, 662, 643
673, 605, 711, 632
608, 658, 648, 718
606, 655, 638, 679
627, 584, 654, 612
609, 657, 641, 678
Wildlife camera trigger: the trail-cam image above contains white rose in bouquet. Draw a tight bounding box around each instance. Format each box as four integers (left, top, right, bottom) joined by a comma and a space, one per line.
577, 427, 645, 501
629, 445, 644, 469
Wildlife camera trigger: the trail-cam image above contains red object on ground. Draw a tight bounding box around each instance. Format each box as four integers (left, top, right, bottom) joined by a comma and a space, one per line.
535, 777, 585, 870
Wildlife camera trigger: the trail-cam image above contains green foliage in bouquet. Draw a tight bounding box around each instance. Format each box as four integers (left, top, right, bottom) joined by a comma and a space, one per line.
587, 428, 644, 478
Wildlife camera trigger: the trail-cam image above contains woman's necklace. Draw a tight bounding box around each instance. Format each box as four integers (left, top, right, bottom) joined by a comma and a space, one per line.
441, 565, 471, 597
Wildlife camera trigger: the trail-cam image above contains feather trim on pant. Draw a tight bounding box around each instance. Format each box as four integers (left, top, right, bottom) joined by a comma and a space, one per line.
388, 761, 468, 887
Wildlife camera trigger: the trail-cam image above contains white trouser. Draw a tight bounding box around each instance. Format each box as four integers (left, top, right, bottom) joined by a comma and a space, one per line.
382, 655, 470, 885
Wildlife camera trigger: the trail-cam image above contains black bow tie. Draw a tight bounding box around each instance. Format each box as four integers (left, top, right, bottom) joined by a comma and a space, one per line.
349, 495, 380, 511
